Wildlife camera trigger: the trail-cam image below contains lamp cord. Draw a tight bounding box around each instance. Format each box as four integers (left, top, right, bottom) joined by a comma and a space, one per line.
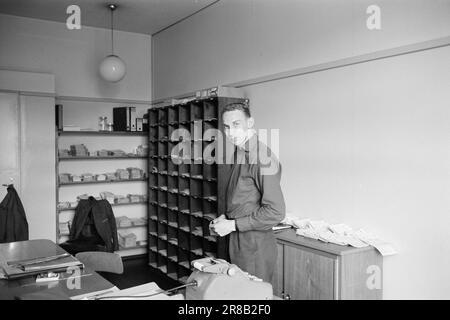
110, 7, 114, 55
94, 281, 198, 300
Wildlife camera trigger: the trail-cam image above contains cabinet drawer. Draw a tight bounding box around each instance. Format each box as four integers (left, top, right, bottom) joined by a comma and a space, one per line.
284, 245, 335, 300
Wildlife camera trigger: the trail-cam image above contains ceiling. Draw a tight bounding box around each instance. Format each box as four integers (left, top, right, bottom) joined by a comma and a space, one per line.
0, 0, 218, 35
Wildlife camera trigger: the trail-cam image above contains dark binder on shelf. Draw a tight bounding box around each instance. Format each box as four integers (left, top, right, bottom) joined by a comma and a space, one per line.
136, 118, 143, 131
129, 107, 137, 131
113, 107, 131, 131
143, 113, 149, 132
55, 104, 63, 130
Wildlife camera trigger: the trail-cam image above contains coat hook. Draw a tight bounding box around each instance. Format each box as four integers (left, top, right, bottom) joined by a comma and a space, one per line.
2, 177, 14, 187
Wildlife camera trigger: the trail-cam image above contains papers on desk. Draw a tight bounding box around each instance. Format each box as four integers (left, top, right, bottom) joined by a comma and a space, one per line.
70, 287, 120, 300
272, 223, 293, 232
75, 282, 184, 300
281, 216, 397, 256
1, 253, 83, 279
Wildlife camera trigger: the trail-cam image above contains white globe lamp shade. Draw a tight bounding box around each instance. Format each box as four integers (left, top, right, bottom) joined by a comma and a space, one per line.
99, 55, 126, 82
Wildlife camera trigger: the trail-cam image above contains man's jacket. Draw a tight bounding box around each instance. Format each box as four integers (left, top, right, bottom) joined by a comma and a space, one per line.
69, 197, 119, 252
225, 134, 286, 283
0, 185, 29, 243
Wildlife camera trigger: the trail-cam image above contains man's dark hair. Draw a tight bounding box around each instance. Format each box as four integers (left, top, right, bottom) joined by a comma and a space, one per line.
221, 101, 251, 118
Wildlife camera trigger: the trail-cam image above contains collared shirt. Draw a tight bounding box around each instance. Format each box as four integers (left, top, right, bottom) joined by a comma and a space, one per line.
225, 133, 286, 232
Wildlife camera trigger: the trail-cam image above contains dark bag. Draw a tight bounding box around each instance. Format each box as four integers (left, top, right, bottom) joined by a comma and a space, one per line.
60, 197, 118, 255
60, 204, 106, 255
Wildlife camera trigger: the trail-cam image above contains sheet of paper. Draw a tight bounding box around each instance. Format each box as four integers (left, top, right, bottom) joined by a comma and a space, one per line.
94, 282, 184, 300
328, 223, 353, 235
364, 238, 397, 256
71, 286, 120, 300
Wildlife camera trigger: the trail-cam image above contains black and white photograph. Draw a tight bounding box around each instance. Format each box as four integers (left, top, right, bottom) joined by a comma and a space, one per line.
0, 0, 449, 305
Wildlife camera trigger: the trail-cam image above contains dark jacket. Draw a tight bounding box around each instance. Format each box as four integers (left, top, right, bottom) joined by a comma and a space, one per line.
225, 134, 286, 283
69, 197, 119, 252
0, 185, 29, 243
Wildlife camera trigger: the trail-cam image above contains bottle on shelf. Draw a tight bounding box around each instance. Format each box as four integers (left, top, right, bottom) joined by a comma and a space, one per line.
99, 116, 108, 131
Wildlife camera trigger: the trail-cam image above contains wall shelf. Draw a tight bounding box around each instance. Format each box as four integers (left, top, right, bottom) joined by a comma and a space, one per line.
58, 201, 148, 212
55, 98, 149, 258
59, 224, 147, 237
59, 155, 147, 161
58, 178, 147, 186
58, 130, 148, 136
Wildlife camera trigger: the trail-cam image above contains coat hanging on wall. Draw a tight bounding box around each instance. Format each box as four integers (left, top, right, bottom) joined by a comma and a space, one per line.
0, 184, 29, 243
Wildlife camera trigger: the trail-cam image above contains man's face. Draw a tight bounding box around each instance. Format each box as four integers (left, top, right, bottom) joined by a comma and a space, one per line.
222, 110, 254, 146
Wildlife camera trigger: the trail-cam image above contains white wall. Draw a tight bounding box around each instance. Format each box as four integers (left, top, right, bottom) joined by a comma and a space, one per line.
20, 95, 56, 241
0, 13, 151, 100
152, 0, 450, 100
152, 0, 450, 299
0, 93, 20, 201
245, 45, 450, 300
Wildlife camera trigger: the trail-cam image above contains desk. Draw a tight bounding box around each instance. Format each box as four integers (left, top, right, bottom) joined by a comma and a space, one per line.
273, 229, 383, 299
0, 239, 117, 300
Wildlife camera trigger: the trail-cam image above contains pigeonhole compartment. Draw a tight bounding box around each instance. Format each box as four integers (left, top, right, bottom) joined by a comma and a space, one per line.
203, 98, 218, 120
190, 164, 203, 179
148, 234, 158, 252
190, 100, 203, 121
178, 211, 190, 233
158, 222, 168, 240
178, 194, 190, 214
149, 219, 158, 237
157, 253, 167, 274
158, 237, 168, 257
168, 208, 178, 228
203, 238, 217, 258
157, 190, 167, 207
168, 175, 178, 193
190, 234, 203, 257
190, 178, 202, 197
148, 202, 158, 220
179, 104, 190, 123
178, 229, 190, 251
168, 106, 179, 124
158, 108, 168, 125
157, 206, 168, 224
148, 249, 157, 268
190, 216, 203, 237
203, 200, 217, 220
167, 192, 178, 211
178, 176, 190, 196
167, 225, 178, 247
149, 109, 158, 126
190, 197, 203, 218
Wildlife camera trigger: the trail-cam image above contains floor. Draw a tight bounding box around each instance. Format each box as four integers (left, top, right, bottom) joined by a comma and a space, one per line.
98, 255, 181, 291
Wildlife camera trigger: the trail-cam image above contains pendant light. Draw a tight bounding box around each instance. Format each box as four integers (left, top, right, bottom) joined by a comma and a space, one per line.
99, 4, 126, 82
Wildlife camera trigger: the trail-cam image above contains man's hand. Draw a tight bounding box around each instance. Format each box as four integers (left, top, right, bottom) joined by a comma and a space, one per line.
210, 216, 236, 237
209, 215, 225, 236
212, 214, 226, 224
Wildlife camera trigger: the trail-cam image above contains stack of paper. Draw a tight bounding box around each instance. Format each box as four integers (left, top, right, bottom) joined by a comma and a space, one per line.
1, 253, 83, 279
280, 215, 397, 256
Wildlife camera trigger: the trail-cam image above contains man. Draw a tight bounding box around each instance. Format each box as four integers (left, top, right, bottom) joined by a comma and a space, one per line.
210, 102, 286, 283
